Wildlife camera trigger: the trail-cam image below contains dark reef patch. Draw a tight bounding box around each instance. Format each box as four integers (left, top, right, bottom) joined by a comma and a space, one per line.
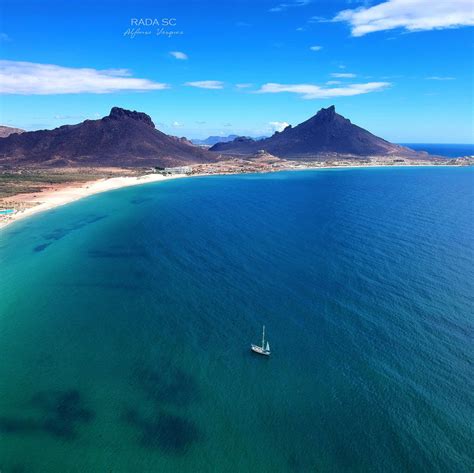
134, 365, 201, 408
33, 243, 51, 252
7, 465, 29, 473
43, 227, 69, 241
0, 416, 40, 434
122, 363, 204, 453
45, 215, 107, 241
0, 389, 94, 441
33, 389, 94, 418
33, 214, 106, 253
122, 408, 202, 453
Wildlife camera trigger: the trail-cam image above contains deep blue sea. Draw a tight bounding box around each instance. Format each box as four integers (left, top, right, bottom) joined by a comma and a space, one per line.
399, 143, 474, 157
1, 167, 473, 472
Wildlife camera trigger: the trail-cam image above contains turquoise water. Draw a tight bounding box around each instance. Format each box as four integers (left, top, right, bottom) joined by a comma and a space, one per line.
0, 168, 473, 472
0, 209, 14, 215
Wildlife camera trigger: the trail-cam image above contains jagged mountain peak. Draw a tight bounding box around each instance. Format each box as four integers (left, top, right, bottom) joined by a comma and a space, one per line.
315, 105, 336, 119
303, 105, 350, 127
107, 107, 155, 128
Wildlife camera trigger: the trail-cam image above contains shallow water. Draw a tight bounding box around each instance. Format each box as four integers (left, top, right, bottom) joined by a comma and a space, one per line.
1, 167, 473, 472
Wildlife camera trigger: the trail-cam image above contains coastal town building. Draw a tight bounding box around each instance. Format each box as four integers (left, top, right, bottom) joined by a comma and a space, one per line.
163, 166, 192, 174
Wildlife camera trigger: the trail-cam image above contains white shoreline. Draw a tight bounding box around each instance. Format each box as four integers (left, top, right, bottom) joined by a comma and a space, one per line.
0, 173, 188, 230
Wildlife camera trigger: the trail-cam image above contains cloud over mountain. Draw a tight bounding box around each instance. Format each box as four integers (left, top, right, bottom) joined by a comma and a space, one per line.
269, 121, 290, 132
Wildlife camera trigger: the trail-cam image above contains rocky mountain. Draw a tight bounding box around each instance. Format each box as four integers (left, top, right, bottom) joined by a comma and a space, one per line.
0, 125, 25, 138
210, 106, 423, 159
0, 108, 215, 168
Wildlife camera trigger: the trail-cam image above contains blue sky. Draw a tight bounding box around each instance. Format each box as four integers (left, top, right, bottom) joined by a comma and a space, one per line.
0, 0, 473, 142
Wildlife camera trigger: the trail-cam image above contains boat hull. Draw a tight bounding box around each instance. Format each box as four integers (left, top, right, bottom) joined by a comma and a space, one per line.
251, 344, 271, 356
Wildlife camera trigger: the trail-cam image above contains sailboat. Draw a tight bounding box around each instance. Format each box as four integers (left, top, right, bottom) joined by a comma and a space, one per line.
251, 325, 271, 356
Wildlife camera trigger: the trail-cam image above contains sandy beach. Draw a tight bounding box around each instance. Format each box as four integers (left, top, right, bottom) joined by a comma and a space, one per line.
0, 173, 187, 230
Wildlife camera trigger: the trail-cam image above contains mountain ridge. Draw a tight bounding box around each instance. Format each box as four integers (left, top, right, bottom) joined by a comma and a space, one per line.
0, 108, 215, 168
210, 106, 424, 158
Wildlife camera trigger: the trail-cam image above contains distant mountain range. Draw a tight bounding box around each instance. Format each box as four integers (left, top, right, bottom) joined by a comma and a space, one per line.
191, 134, 267, 146
210, 106, 425, 158
192, 135, 239, 146
0, 125, 25, 138
0, 108, 215, 168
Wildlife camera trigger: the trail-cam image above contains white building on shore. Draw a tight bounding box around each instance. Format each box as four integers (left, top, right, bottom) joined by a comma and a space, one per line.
163, 166, 192, 174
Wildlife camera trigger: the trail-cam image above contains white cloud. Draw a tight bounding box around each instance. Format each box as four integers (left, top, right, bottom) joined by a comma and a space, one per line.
100, 68, 133, 77
0, 60, 168, 95
269, 121, 290, 132
53, 114, 87, 120
170, 51, 188, 60
331, 72, 356, 78
334, 0, 474, 37
309, 45, 323, 51
309, 15, 329, 23
185, 80, 224, 89
425, 76, 455, 81
270, 0, 311, 12
172, 121, 183, 128
256, 81, 390, 99
326, 80, 341, 85
236, 83, 253, 89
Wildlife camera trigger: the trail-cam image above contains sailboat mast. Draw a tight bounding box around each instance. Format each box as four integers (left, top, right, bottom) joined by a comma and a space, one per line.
262, 325, 265, 348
